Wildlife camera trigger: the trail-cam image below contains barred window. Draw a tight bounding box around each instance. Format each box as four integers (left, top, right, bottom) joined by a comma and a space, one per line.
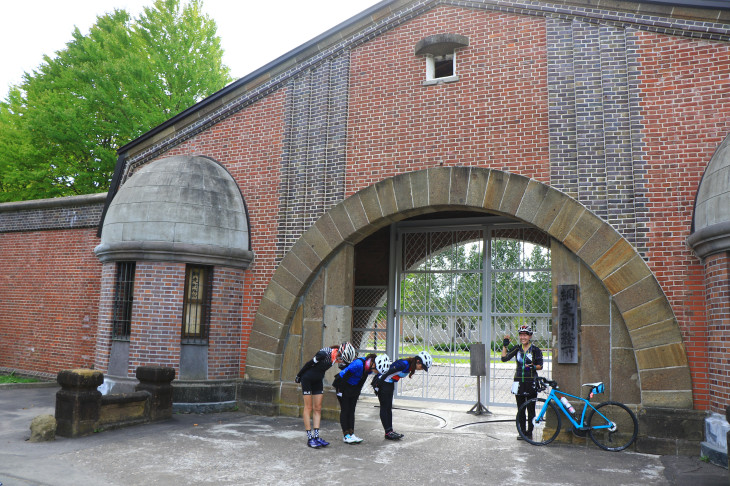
112, 261, 135, 341
182, 265, 212, 344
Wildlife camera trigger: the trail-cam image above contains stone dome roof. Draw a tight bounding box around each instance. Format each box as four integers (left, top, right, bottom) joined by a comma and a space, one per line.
95, 155, 253, 268
688, 133, 730, 259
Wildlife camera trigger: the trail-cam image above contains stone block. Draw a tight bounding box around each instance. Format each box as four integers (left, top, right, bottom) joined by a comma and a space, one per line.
551, 240, 579, 285
257, 295, 291, 327
325, 244, 354, 306
248, 330, 284, 355
272, 265, 304, 299
428, 167, 451, 206
548, 198, 585, 242
55, 369, 103, 438
290, 305, 303, 336
483, 170, 508, 210
639, 407, 706, 442
375, 178, 398, 220
562, 210, 603, 254
577, 224, 622, 266
252, 313, 286, 341
342, 195, 369, 234
639, 367, 692, 391
410, 170, 430, 209
515, 179, 549, 224
641, 390, 693, 409
636, 342, 688, 370
244, 365, 278, 383
322, 306, 352, 347
263, 280, 296, 314
631, 318, 683, 350
279, 254, 312, 290
591, 238, 635, 280
603, 254, 652, 296
392, 172, 414, 212
611, 301, 632, 348
280, 382, 303, 408
449, 166, 471, 205
328, 203, 357, 243
246, 348, 281, 370
532, 188, 566, 230
623, 297, 676, 331
237, 380, 279, 415
500, 173, 530, 215
465, 167, 489, 208
302, 318, 323, 359
610, 348, 640, 404
135, 366, 175, 422
359, 185, 384, 223
98, 392, 148, 428
303, 271, 324, 321
613, 276, 665, 314
290, 237, 324, 274
580, 324, 610, 385
579, 263, 610, 325
315, 213, 345, 251
29, 415, 56, 442
282, 334, 302, 381
301, 226, 334, 261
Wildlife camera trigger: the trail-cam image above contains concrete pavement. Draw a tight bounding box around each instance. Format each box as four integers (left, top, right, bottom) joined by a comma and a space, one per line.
0, 385, 726, 486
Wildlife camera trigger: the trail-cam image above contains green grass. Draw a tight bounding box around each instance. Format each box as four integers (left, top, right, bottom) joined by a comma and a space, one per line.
0, 372, 39, 384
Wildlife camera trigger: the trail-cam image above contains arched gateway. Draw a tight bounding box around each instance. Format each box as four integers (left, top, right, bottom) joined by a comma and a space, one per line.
245, 167, 691, 415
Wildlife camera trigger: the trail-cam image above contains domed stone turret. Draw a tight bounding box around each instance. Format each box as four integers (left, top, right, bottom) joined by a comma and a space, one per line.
95, 155, 253, 268
688, 134, 730, 259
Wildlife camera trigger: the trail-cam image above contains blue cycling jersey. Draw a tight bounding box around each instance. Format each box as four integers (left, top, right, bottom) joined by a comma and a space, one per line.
338, 357, 369, 386
380, 359, 410, 383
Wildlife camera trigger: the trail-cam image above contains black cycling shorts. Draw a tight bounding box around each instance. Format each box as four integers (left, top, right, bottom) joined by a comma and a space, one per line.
300, 375, 324, 395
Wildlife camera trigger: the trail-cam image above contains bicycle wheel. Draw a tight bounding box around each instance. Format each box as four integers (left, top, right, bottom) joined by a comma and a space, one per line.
587, 401, 638, 451
516, 398, 561, 445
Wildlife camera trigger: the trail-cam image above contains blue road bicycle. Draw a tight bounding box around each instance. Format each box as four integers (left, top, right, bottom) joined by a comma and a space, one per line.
516, 377, 638, 452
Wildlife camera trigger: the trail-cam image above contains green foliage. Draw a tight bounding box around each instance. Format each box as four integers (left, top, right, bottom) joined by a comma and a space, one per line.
0, 372, 39, 384
0, 0, 231, 202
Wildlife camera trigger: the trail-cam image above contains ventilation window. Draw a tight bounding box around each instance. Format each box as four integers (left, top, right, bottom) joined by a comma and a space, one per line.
415, 34, 469, 86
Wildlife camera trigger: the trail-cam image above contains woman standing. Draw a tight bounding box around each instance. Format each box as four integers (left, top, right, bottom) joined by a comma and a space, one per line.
501, 325, 543, 440
295, 342, 356, 448
371, 351, 432, 440
333, 353, 378, 444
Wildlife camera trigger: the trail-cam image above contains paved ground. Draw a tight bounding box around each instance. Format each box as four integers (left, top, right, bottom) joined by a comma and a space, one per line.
0, 385, 727, 486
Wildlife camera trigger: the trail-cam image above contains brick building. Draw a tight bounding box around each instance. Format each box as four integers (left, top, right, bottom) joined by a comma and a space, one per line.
1, 0, 730, 454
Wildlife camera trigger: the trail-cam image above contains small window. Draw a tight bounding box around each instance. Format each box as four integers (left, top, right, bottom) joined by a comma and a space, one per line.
427, 54, 455, 81
182, 265, 212, 344
415, 34, 468, 86
112, 261, 135, 341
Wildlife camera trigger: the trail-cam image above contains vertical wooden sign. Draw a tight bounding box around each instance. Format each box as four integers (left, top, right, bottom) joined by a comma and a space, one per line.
558, 284, 578, 364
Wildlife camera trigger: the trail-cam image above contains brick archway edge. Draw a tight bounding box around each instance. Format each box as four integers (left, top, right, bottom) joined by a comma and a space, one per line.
247, 167, 692, 408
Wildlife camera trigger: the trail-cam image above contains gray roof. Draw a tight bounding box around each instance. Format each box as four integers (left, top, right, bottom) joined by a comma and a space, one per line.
95, 155, 253, 268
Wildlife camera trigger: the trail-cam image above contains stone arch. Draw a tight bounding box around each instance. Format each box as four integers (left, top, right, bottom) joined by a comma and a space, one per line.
247, 167, 692, 408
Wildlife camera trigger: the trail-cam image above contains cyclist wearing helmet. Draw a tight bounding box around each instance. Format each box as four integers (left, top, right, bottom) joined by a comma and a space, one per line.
332, 353, 378, 444
370, 351, 432, 440
501, 325, 543, 440
295, 342, 355, 448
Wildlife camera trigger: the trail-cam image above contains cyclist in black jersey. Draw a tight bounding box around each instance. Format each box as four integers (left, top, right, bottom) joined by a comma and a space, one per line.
501, 325, 543, 440
295, 342, 355, 448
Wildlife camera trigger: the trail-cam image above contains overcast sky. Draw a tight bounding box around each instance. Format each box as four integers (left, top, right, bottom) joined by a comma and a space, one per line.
0, 0, 381, 100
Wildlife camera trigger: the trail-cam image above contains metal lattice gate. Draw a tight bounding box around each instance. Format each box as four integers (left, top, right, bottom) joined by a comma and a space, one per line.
352, 218, 552, 406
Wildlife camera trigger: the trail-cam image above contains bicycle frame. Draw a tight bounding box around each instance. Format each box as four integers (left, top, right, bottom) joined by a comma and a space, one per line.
537, 388, 612, 431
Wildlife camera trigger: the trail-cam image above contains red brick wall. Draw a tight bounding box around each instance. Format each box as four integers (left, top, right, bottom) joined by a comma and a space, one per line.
635, 31, 730, 410
128, 262, 185, 373
705, 251, 730, 414
346, 6, 550, 195
0, 229, 101, 375
162, 90, 286, 376
209, 266, 246, 379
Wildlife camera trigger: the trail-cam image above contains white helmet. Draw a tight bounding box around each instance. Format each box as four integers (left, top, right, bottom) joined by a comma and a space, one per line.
416, 351, 433, 371
339, 342, 356, 364
375, 354, 392, 374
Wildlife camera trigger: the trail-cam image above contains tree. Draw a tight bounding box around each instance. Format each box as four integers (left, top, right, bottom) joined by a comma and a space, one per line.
0, 0, 231, 202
